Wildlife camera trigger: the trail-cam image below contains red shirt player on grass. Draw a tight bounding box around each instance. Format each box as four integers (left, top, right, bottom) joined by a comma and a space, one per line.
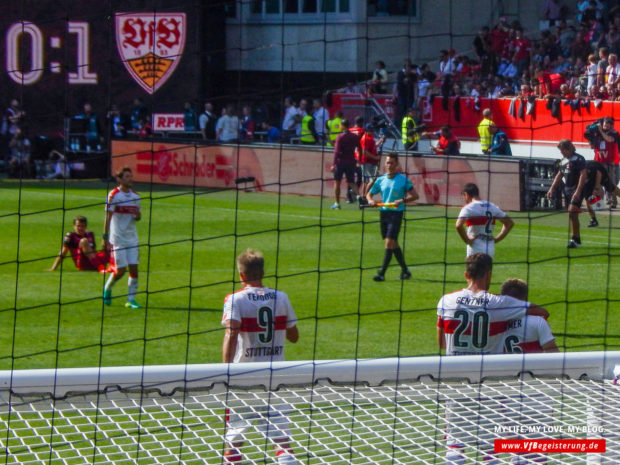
102, 167, 142, 309
221, 248, 299, 465
48, 216, 109, 272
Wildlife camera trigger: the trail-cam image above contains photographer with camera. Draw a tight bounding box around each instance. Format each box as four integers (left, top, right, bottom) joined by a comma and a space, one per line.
586, 116, 619, 208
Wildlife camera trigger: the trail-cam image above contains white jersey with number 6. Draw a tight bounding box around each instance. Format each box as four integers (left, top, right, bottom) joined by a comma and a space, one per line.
222, 286, 297, 363
458, 200, 506, 258
437, 289, 529, 355
502, 315, 555, 354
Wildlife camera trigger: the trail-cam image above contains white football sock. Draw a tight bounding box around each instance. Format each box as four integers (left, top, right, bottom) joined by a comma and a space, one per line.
104, 273, 116, 292
128, 277, 138, 301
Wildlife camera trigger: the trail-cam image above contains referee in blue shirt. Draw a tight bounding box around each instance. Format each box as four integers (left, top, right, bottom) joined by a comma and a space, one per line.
366, 153, 419, 281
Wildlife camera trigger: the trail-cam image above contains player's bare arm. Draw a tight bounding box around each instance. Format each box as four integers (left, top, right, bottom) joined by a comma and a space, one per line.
134, 209, 141, 221
542, 339, 559, 352
286, 325, 299, 343
222, 319, 241, 363
526, 304, 549, 320
546, 170, 563, 200
493, 216, 514, 243
436, 322, 446, 350
401, 186, 419, 205
102, 210, 113, 248
366, 190, 377, 207
48, 244, 70, 271
455, 218, 475, 245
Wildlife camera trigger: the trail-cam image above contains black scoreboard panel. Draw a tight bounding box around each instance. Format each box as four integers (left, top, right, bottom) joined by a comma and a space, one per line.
0, 1, 208, 136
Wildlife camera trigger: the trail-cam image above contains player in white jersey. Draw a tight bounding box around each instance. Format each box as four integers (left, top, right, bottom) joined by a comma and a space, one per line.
437, 254, 548, 356
455, 183, 514, 258
102, 167, 142, 309
437, 254, 550, 465
221, 249, 299, 465
500, 279, 558, 354
499, 278, 557, 465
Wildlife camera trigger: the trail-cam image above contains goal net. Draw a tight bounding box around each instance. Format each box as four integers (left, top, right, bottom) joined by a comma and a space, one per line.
2, 352, 620, 464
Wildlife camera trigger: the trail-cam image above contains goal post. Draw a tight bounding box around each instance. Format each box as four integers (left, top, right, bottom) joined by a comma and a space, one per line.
2, 352, 620, 464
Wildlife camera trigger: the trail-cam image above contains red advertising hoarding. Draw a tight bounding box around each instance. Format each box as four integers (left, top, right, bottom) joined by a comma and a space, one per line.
112, 141, 522, 210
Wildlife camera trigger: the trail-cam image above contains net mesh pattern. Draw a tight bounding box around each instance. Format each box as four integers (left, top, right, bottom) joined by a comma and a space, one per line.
2, 377, 619, 464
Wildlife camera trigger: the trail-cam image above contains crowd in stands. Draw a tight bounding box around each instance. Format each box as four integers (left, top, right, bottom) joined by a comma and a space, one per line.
8, 1, 620, 179
364, 1, 620, 122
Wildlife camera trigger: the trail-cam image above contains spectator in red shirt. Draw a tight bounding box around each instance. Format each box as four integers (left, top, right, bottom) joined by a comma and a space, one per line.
511, 27, 532, 74
536, 68, 566, 98
424, 126, 461, 156
359, 123, 385, 197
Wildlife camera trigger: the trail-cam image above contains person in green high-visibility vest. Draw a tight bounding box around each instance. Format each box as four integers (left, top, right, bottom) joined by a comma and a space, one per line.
326, 111, 343, 147
401, 107, 420, 151
478, 108, 495, 154
300, 112, 318, 145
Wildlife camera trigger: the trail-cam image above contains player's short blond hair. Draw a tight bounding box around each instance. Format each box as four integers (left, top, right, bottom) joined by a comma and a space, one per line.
500, 278, 528, 301
237, 248, 264, 281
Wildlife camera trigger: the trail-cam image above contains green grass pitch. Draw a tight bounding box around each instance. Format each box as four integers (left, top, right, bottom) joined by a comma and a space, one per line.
1, 179, 619, 371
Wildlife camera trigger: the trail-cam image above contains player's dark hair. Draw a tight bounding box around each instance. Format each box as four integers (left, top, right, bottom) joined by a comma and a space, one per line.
557, 139, 575, 151
115, 166, 132, 178
501, 278, 528, 300
237, 248, 265, 281
461, 183, 479, 197
386, 152, 399, 162
74, 215, 87, 225
465, 253, 493, 280
354, 116, 364, 126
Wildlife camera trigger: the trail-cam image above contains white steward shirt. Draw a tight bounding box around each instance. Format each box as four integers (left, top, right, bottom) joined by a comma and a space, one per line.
106, 187, 140, 247
222, 286, 297, 363
437, 289, 528, 355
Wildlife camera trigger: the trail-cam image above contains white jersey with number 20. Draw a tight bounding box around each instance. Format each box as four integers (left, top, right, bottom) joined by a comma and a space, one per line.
222, 286, 297, 363
437, 289, 528, 355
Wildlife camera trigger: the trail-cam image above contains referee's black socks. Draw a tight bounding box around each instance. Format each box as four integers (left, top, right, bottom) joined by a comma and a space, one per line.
380, 249, 393, 275
393, 247, 407, 271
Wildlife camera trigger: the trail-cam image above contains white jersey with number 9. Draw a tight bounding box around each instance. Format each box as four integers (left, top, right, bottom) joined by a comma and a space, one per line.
437, 289, 529, 355
222, 286, 297, 363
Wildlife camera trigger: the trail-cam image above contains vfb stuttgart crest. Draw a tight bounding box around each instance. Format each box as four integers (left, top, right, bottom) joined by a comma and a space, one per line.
115, 12, 186, 94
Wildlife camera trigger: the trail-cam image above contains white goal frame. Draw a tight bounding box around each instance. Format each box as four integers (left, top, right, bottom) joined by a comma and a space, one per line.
2, 352, 620, 464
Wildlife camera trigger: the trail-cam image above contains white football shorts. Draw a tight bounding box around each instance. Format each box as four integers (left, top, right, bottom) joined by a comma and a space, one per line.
112, 243, 139, 268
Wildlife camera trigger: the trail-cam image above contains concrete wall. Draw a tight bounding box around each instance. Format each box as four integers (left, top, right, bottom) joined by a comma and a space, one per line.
226, 0, 543, 74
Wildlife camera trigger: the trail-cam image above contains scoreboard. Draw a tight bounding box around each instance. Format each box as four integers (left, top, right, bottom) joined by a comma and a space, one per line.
0, 1, 203, 135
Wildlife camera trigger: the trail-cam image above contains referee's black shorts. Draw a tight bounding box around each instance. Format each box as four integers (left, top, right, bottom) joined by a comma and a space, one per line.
380, 210, 404, 239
